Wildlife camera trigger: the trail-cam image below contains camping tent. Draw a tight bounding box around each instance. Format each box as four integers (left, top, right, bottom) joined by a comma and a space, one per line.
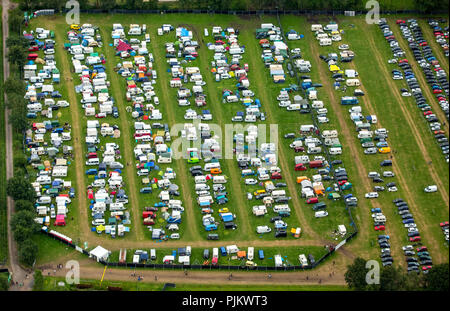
89, 246, 110, 262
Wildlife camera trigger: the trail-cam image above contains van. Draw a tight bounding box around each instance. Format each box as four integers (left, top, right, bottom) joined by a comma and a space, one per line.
346, 79, 361, 86
150, 249, 156, 260
315, 211, 329, 218
245, 115, 257, 123
213, 176, 227, 184
37, 196, 51, 204
194, 176, 207, 184
92, 219, 105, 226
204, 163, 220, 171
195, 184, 210, 191
375, 215, 386, 222
329, 147, 342, 155
220, 247, 227, 256
226, 95, 238, 103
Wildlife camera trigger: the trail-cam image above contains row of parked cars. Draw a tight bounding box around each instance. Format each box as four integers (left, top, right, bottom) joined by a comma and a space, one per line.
392, 197, 434, 273
167, 26, 236, 237
380, 19, 449, 163
314, 22, 397, 265
111, 23, 184, 240
65, 24, 131, 237
427, 19, 449, 58
398, 20, 449, 122
24, 28, 75, 228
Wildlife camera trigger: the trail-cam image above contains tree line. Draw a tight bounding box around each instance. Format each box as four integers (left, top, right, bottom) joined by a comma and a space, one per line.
5, 7, 40, 269
345, 257, 449, 291
16, 0, 449, 13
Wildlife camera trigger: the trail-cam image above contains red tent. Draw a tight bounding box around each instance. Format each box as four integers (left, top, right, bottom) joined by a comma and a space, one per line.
54, 215, 66, 226
116, 40, 132, 52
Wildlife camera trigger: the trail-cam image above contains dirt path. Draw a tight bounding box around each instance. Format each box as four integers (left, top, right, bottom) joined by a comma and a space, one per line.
418, 19, 449, 77
388, 18, 449, 138
342, 32, 444, 264
359, 20, 449, 208
308, 38, 405, 266
99, 28, 144, 240
45, 261, 347, 286
240, 30, 320, 241
191, 25, 252, 238
53, 28, 91, 242
149, 31, 201, 240
3, 0, 35, 291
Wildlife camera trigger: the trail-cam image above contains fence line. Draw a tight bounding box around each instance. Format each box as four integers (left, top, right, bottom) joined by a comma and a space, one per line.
41, 8, 447, 16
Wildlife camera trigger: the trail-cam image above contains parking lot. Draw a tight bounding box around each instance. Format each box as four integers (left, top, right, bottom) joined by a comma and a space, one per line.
20, 13, 449, 272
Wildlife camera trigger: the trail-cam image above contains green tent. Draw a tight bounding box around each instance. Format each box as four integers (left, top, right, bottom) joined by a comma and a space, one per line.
328, 193, 341, 200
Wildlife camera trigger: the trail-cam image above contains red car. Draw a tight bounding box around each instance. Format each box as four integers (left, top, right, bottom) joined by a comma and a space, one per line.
396, 20, 405, 24
423, 111, 433, 116
433, 89, 442, 94
434, 130, 445, 135
294, 146, 305, 153
399, 59, 409, 63
410, 236, 421, 242
294, 163, 307, 171
338, 180, 348, 186
422, 265, 432, 271
271, 172, 282, 180
440, 221, 449, 227
375, 225, 385, 231
28, 45, 39, 51
419, 42, 428, 46
417, 246, 428, 252
95, 113, 106, 118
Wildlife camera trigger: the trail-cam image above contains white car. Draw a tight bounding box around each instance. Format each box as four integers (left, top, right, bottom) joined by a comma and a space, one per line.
338, 44, 349, 50
57, 100, 70, 107
424, 185, 437, 192
404, 223, 417, 228
401, 92, 411, 97
44, 48, 55, 55
245, 178, 258, 185
170, 233, 180, 239
408, 227, 419, 233
365, 192, 379, 199
292, 48, 301, 54
278, 100, 291, 107
402, 245, 413, 251
383, 171, 395, 177
388, 186, 398, 192
256, 226, 272, 234
388, 59, 398, 64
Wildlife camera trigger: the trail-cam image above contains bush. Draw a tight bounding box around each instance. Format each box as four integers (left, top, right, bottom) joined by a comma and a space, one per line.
18, 239, 38, 267
33, 270, 44, 291
14, 200, 35, 213
0, 274, 9, 291
7, 176, 35, 202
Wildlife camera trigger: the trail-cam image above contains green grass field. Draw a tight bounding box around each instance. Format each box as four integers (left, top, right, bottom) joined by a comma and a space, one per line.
22, 12, 449, 276
41, 275, 348, 291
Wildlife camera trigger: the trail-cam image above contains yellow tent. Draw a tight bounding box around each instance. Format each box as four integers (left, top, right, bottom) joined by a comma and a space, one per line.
329, 64, 340, 72
96, 225, 105, 233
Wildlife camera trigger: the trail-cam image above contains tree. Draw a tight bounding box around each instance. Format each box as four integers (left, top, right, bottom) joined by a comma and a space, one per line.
9, 105, 28, 132
423, 264, 449, 291
101, 0, 116, 10
7, 176, 35, 201
344, 257, 369, 290
7, 45, 26, 70
0, 275, 9, 291
378, 265, 407, 291
4, 77, 26, 97
14, 200, 35, 213
33, 270, 44, 291
18, 239, 38, 267
10, 210, 40, 243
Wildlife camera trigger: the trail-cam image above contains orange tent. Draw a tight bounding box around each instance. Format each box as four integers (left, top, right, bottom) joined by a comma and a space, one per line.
237, 251, 247, 258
